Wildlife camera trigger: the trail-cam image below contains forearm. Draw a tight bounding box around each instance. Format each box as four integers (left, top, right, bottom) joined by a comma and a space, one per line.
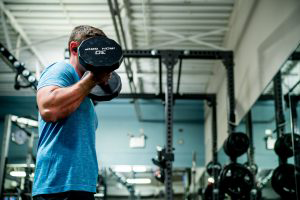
39, 72, 97, 122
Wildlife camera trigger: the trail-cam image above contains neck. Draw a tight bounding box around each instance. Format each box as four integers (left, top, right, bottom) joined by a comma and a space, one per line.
70, 56, 84, 78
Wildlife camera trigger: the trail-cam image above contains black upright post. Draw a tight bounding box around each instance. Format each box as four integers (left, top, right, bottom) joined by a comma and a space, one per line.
211, 96, 218, 164
223, 58, 236, 133
223, 57, 236, 163
273, 71, 285, 164
290, 97, 300, 167
161, 51, 178, 200
0, 115, 12, 198
211, 95, 220, 200
245, 110, 255, 167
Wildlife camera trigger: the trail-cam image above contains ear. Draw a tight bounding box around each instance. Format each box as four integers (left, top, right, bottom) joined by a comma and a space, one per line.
69, 41, 79, 56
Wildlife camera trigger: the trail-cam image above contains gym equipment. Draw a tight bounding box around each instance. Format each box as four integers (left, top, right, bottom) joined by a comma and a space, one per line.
0, 43, 37, 90
271, 164, 300, 199
78, 36, 123, 73
243, 162, 258, 175
109, 168, 135, 199
120, 49, 234, 200
152, 147, 170, 183
206, 161, 222, 177
88, 71, 122, 101
78, 36, 123, 101
274, 133, 300, 159
219, 163, 254, 199
154, 168, 165, 183
201, 183, 225, 200
223, 132, 250, 159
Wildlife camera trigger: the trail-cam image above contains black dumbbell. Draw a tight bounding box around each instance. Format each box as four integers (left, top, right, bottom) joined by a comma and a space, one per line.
271, 164, 300, 199
274, 133, 300, 160
219, 163, 254, 199
223, 132, 250, 159
78, 36, 123, 101
206, 161, 222, 177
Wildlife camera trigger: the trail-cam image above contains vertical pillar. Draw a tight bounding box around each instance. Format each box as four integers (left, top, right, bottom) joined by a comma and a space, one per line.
162, 52, 178, 200
223, 58, 236, 134
0, 115, 12, 197
273, 71, 285, 164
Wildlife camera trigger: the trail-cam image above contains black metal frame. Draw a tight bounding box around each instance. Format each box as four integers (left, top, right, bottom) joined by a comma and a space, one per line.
121, 49, 234, 199
108, 168, 135, 200
289, 52, 300, 61
245, 110, 255, 167
206, 95, 220, 200
273, 71, 286, 164
117, 93, 215, 100
0, 43, 37, 90
0, 115, 37, 199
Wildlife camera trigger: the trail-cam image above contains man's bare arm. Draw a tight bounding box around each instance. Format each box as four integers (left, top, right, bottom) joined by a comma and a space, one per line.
37, 72, 97, 122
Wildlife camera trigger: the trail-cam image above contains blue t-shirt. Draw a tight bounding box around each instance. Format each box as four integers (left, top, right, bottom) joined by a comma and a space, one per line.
32, 61, 98, 196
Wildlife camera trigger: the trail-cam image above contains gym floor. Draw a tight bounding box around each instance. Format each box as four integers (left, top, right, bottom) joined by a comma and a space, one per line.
0, 0, 300, 200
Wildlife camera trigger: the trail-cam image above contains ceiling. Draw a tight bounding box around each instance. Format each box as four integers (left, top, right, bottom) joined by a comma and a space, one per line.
0, 0, 235, 96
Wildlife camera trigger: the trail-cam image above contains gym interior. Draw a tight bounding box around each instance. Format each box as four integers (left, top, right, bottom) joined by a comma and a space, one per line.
0, 0, 300, 199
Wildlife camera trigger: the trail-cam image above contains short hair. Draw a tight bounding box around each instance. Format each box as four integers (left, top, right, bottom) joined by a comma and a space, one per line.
68, 25, 106, 54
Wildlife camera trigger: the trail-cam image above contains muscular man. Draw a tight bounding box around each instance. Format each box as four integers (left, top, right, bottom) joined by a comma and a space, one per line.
32, 25, 110, 200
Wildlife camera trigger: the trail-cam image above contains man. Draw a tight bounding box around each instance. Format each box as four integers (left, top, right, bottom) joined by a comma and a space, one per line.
32, 25, 111, 200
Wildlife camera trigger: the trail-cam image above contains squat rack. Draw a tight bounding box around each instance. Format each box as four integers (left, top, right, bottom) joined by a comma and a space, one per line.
122, 49, 235, 200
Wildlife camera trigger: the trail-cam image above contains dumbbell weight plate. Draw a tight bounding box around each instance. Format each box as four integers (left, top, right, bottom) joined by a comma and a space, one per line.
78, 36, 123, 73
206, 161, 222, 177
271, 164, 300, 199
88, 71, 122, 101
223, 132, 250, 159
219, 163, 254, 199
274, 134, 300, 159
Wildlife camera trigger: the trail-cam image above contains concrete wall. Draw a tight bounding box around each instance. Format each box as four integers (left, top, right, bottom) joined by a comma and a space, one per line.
205, 0, 300, 163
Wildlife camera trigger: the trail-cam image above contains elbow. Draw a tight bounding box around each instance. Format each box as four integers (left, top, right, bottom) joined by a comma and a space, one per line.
40, 108, 58, 123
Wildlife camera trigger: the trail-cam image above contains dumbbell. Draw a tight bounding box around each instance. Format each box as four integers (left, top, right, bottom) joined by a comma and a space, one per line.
223, 132, 250, 159
206, 161, 222, 177
78, 36, 123, 101
274, 133, 300, 160
271, 163, 300, 199
219, 163, 254, 199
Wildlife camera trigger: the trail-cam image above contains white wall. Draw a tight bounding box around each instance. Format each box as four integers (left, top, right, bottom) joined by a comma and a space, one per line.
204, 0, 300, 163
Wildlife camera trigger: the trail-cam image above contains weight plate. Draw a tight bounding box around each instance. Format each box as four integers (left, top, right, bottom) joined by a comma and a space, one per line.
223, 132, 250, 158
88, 71, 122, 101
206, 161, 222, 177
219, 163, 254, 199
274, 134, 300, 159
78, 36, 123, 72
271, 164, 300, 199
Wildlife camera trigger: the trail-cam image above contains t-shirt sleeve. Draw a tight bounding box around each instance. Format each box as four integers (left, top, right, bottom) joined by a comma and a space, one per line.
37, 62, 75, 90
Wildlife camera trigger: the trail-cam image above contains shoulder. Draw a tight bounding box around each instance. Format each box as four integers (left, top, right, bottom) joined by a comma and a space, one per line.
41, 61, 74, 75
37, 61, 78, 89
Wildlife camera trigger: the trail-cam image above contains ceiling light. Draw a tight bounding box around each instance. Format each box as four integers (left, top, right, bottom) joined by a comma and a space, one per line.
10, 171, 26, 177
132, 165, 147, 172
114, 165, 132, 172
126, 178, 151, 184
